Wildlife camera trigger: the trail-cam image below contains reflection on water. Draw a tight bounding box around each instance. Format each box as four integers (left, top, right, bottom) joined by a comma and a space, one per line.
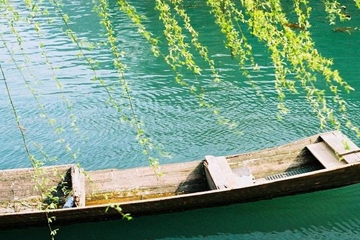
1, 0, 360, 239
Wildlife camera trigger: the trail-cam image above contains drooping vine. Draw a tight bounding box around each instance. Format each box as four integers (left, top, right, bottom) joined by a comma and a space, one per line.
94, 0, 164, 173
89, 0, 360, 144
0, 61, 61, 239
323, 0, 350, 24
1, 0, 83, 168
1, 0, 359, 171
237, 0, 356, 133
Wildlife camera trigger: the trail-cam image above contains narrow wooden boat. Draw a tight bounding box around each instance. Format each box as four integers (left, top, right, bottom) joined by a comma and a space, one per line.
1, 130, 360, 229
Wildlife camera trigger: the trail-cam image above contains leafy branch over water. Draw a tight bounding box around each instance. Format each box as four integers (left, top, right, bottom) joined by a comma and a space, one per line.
115, 0, 360, 135
1, 0, 359, 182
1, 0, 359, 175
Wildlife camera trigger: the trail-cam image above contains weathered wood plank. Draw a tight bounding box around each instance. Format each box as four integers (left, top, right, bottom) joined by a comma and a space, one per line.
0, 165, 73, 213
342, 153, 360, 164
204, 155, 240, 190
71, 165, 85, 207
307, 142, 346, 168
85, 161, 207, 205
320, 131, 360, 156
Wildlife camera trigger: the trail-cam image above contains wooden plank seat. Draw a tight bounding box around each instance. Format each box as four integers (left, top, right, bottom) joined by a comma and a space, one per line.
319, 131, 360, 156
306, 142, 346, 168
203, 155, 253, 190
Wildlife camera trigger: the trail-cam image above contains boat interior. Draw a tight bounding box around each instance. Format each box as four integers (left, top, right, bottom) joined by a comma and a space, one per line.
85, 131, 360, 205
218, 131, 360, 189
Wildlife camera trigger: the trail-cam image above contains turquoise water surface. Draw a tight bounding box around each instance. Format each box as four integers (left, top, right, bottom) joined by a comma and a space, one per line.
1, 0, 360, 239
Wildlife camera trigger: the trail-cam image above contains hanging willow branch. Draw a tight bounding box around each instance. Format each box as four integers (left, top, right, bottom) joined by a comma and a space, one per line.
96, 0, 163, 173
2, 0, 360, 172
0, 62, 60, 239
240, 0, 354, 129
118, 0, 356, 133
0, 64, 32, 165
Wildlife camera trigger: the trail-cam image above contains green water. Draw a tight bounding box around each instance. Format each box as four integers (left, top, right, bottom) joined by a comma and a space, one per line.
1, 0, 360, 239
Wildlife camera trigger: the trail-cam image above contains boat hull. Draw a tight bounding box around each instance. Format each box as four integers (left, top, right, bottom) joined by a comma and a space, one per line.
1, 131, 360, 229
1, 162, 360, 229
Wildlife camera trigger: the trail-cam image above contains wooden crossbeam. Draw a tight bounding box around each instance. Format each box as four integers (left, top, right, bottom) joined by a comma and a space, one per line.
307, 142, 346, 168
203, 155, 241, 190
71, 165, 86, 207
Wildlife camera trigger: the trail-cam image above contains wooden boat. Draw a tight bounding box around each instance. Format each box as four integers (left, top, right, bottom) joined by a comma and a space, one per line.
1, 130, 360, 229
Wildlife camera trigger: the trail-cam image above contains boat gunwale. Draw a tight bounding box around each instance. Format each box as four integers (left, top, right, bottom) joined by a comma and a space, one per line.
1, 160, 357, 218
0, 164, 75, 173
